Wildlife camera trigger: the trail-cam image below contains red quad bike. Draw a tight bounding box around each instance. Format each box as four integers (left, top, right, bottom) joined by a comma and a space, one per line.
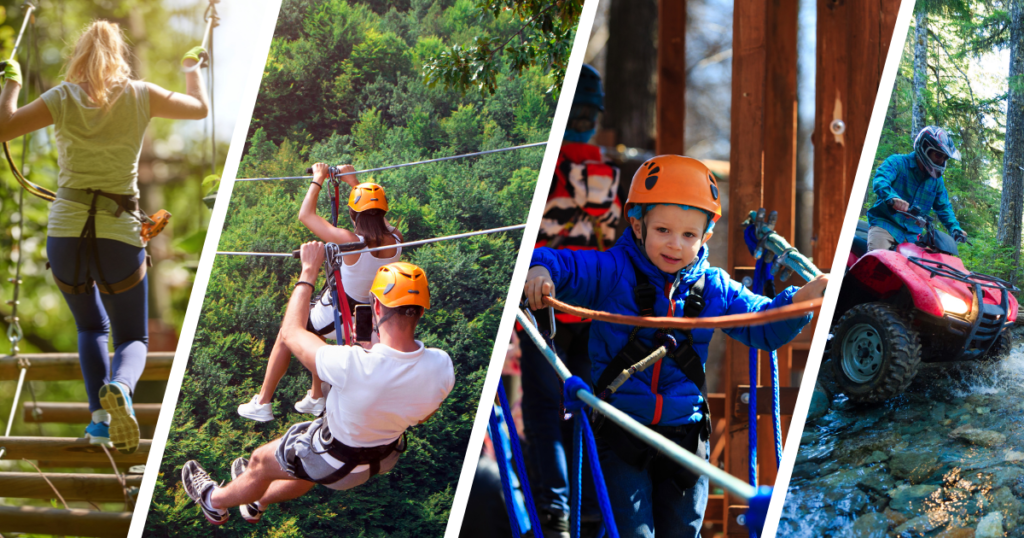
830, 209, 1019, 403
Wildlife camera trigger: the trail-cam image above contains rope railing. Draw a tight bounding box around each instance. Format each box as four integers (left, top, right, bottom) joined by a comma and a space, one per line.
232, 142, 547, 182
216, 224, 527, 258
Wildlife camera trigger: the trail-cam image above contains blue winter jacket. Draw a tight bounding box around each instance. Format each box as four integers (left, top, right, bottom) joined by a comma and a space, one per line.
531, 230, 813, 427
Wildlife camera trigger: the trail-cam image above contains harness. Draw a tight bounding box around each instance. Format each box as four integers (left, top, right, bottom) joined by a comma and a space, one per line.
298, 419, 407, 485
593, 257, 710, 488
48, 187, 155, 295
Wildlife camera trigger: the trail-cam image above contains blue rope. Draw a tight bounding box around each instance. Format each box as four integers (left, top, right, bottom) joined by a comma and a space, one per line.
489, 408, 523, 538
770, 349, 782, 468
577, 410, 620, 538
747, 347, 757, 487
497, 382, 545, 536
572, 417, 583, 538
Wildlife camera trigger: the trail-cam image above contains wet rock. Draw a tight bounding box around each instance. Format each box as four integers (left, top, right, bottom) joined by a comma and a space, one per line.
819, 461, 840, 476
820, 468, 865, 489
976, 512, 1004, 538
989, 486, 1021, 529
890, 452, 941, 483
808, 384, 830, 421
860, 450, 889, 465
935, 528, 976, 538
977, 407, 992, 415
885, 507, 909, 526
895, 513, 945, 535
834, 430, 902, 464
890, 484, 942, 515
791, 461, 819, 479
1006, 450, 1024, 463
949, 425, 1007, 447
859, 469, 897, 494
931, 403, 948, 422
850, 512, 889, 538
837, 488, 870, 514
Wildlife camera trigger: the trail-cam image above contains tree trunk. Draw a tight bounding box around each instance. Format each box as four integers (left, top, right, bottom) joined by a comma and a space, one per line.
911, 9, 928, 138
603, 0, 657, 148
999, 0, 1024, 271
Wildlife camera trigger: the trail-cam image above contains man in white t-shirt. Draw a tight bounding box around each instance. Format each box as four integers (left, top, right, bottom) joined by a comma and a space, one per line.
181, 241, 455, 525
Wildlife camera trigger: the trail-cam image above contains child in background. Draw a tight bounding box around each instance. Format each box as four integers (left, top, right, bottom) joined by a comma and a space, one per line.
524, 155, 828, 537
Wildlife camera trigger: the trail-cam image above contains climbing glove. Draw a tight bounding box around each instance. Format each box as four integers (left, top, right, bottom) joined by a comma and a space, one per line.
181, 46, 208, 67
953, 229, 969, 244
1, 59, 23, 86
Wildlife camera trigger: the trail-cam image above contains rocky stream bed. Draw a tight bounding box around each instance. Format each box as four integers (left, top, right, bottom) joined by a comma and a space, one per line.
778, 330, 1024, 538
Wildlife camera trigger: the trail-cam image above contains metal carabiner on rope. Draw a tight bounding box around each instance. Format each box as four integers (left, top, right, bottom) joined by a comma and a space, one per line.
182, 0, 219, 73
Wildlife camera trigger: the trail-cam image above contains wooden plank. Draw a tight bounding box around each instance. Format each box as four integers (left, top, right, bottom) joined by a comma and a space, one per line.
0, 472, 142, 502
0, 437, 149, 465
0, 505, 132, 538
657, 0, 686, 154
727, 505, 750, 536
733, 385, 800, 416
24, 402, 161, 425
0, 352, 174, 381
727, 0, 769, 529
706, 493, 725, 522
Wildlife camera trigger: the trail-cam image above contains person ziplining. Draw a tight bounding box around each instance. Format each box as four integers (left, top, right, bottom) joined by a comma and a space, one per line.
183, 242, 454, 525
237, 162, 405, 421
1, 16, 211, 455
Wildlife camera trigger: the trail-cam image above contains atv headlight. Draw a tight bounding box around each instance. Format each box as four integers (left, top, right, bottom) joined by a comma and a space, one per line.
937, 289, 969, 316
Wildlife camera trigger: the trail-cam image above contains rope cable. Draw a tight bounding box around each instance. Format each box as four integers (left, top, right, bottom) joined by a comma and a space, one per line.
489, 408, 523, 538
496, 382, 543, 536
233, 142, 547, 182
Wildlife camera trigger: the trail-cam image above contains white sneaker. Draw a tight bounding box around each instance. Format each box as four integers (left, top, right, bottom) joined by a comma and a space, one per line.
237, 395, 274, 422
294, 390, 325, 415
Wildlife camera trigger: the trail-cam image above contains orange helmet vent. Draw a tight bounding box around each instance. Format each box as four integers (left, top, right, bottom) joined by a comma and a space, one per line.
624, 155, 722, 223
370, 261, 430, 309
348, 182, 389, 213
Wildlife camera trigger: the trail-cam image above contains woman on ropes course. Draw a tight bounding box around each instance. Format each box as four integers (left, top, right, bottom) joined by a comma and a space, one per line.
523, 155, 829, 538
237, 162, 403, 421
0, 21, 210, 454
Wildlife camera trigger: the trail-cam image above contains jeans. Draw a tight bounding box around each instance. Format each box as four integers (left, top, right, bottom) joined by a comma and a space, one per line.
47, 236, 148, 412
519, 321, 597, 517
597, 437, 710, 538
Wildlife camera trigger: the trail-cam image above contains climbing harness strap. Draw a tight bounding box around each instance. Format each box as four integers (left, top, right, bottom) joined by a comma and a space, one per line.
49, 188, 151, 295
296, 420, 405, 485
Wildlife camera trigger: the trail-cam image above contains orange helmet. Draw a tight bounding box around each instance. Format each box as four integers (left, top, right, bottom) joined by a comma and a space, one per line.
348, 182, 389, 213
370, 262, 430, 309
624, 155, 722, 223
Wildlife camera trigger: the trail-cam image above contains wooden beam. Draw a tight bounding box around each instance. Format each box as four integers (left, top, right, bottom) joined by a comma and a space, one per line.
24, 402, 161, 425
813, 0, 900, 269
0, 472, 142, 502
727, 505, 750, 536
0, 505, 132, 538
0, 437, 150, 465
733, 385, 800, 416
0, 352, 174, 381
657, 0, 686, 154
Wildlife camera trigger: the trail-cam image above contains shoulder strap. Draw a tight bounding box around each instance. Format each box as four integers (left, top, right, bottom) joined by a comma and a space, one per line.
627, 257, 658, 317
681, 274, 706, 318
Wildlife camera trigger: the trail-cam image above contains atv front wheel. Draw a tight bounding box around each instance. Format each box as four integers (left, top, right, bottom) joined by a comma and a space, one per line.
830, 302, 922, 404
983, 331, 1015, 360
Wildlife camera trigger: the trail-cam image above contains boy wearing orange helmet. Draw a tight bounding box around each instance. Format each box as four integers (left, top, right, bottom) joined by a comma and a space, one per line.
183, 242, 453, 525
525, 155, 828, 537
238, 163, 404, 422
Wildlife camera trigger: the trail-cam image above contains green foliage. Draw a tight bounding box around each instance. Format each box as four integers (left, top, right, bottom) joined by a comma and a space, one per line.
149, 1, 564, 535
422, 0, 582, 95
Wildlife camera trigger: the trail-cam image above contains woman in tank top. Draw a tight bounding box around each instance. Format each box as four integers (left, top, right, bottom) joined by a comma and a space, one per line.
238, 163, 403, 422
0, 21, 209, 454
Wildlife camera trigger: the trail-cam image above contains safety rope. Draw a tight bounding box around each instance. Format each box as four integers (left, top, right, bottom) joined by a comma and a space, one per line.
540, 295, 820, 330
216, 224, 527, 257
496, 382, 543, 535
489, 406, 525, 536
232, 142, 547, 182
515, 309, 775, 536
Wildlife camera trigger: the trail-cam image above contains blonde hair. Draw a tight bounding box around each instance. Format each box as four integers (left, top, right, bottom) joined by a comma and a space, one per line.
64, 21, 134, 107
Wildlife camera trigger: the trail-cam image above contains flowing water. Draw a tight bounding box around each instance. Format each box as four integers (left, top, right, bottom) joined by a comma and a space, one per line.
779, 333, 1024, 538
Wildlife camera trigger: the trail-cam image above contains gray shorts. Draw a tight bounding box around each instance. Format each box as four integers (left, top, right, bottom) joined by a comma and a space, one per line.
275, 417, 401, 491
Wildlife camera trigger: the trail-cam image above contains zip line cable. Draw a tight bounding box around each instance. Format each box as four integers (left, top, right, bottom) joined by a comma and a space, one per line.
233, 142, 548, 182
216, 224, 527, 258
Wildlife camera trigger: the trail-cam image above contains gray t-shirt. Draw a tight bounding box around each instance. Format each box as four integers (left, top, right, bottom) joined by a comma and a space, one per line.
41, 81, 151, 247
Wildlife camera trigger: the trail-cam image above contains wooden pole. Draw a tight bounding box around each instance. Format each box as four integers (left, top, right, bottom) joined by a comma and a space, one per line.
0, 472, 143, 502
0, 437, 150, 465
657, 0, 686, 154
0, 505, 132, 538
0, 352, 173, 381
24, 402, 162, 425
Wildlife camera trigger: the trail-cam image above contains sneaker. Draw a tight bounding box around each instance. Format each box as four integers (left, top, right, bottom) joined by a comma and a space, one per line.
238, 394, 275, 422
98, 382, 139, 455
84, 420, 111, 446
231, 457, 265, 523
182, 460, 229, 525
539, 509, 570, 538
294, 390, 325, 415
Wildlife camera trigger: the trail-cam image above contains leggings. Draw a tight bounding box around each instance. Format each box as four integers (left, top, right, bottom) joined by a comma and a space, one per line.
46, 236, 148, 412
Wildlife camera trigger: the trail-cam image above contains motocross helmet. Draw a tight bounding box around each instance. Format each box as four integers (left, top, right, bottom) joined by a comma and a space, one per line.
914, 126, 961, 179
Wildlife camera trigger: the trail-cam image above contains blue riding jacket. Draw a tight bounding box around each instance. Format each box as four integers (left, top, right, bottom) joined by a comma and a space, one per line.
531, 230, 813, 427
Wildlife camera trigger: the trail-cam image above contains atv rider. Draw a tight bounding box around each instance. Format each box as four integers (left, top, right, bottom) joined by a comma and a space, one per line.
866, 126, 967, 251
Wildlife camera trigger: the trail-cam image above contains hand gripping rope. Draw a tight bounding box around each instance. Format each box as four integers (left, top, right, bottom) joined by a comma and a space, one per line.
516, 307, 778, 532
181, 0, 220, 175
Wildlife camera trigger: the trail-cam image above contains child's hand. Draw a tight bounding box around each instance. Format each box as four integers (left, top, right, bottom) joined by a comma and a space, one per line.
524, 266, 555, 310
793, 274, 829, 303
